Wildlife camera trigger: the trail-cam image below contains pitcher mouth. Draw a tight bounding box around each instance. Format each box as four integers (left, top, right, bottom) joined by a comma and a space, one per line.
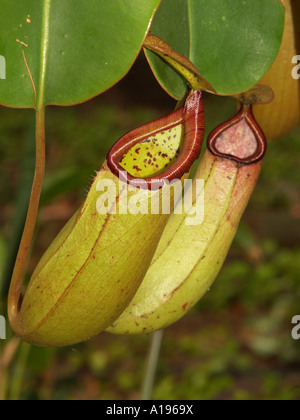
207, 105, 267, 165
107, 90, 205, 190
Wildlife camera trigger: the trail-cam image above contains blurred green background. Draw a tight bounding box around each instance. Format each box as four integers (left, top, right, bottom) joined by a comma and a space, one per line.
0, 53, 300, 400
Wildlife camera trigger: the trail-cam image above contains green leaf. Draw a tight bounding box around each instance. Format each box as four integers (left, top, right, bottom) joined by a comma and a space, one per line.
0, 0, 161, 108
145, 0, 285, 99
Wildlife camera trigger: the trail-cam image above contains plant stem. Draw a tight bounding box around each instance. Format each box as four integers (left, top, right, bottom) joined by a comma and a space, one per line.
8, 108, 46, 329
141, 330, 164, 400
1, 114, 36, 298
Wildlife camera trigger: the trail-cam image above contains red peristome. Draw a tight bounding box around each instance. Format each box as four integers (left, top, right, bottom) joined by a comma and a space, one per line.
207, 105, 267, 165
107, 90, 205, 190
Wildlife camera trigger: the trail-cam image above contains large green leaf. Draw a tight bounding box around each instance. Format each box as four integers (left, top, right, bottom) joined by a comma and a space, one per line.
145, 0, 285, 99
0, 0, 161, 108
